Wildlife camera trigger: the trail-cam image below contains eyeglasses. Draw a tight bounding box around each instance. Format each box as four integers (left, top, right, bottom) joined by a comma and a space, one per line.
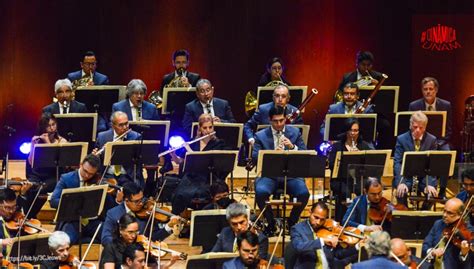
2, 204, 17, 212
128, 197, 145, 205
82, 62, 97, 67
114, 122, 129, 128
273, 94, 288, 99
124, 230, 140, 235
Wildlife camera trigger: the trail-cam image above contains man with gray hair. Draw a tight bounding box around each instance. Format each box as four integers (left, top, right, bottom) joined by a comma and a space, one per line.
210, 202, 268, 259
42, 231, 72, 268
393, 111, 438, 207
182, 78, 235, 137
352, 231, 405, 268
112, 79, 159, 122
42, 78, 88, 114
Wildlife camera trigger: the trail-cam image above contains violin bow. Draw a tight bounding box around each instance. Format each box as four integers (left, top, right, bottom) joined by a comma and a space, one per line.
337, 195, 362, 239
266, 228, 284, 269
79, 223, 102, 268
390, 251, 405, 266
250, 205, 267, 233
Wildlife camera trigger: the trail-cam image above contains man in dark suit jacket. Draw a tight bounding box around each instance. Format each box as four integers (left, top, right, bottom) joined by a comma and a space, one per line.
252, 105, 309, 235
101, 182, 175, 245
393, 111, 439, 207
67, 51, 109, 86
0, 188, 19, 253
456, 168, 474, 225
422, 198, 473, 269
112, 79, 159, 122
159, 49, 200, 90
182, 79, 235, 137
211, 203, 268, 259
352, 231, 405, 269
222, 231, 265, 269
244, 84, 303, 143
42, 79, 88, 114
94, 111, 144, 188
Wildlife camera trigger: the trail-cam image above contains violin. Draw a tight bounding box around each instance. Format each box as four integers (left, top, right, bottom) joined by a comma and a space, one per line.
59, 254, 96, 269
1, 259, 35, 269
442, 218, 473, 250
136, 199, 190, 225
367, 197, 407, 225
87, 175, 122, 195
136, 235, 187, 260
316, 219, 365, 248
3, 177, 42, 193
5, 212, 49, 234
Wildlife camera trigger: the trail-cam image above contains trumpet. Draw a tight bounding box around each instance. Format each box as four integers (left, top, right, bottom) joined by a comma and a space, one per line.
95, 129, 132, 155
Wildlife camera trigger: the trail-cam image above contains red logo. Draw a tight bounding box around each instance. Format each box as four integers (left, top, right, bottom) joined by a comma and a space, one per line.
420, 24, 462, 51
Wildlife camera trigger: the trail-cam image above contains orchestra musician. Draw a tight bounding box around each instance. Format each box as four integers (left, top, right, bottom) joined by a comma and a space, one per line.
210, 203, 268, 259
328, 118, 375, 222
390, 238, 428, 269
393, 111, 438, 208
202, 181, 236, 210
352, 231, 405, 268
342, 178, 386, 233
244, 84, 303, 145
67, 50, 109, 86
422, 197, 473, 269
121, 243, 147, 269
42, 79, 88, 115
222, 230, 267, 269
170, 113, 229, 215
252, 105, 309, 236
258, 57, 291, 86
0, 188, 19, 254
456, 168, 474, 225
93, 111, 144, 188
159, 49, 201, 90
101, 182, 178, 245
41, 231, 72, 268
182, 78, 235, 137
291, 201, 358, 269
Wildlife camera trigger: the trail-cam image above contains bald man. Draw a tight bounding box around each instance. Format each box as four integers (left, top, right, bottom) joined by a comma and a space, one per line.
391, 238, 428, 269
422, 198, 473, 269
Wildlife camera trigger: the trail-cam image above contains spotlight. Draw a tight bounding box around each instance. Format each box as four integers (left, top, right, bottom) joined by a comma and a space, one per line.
169, 136, 185, 148
317, 142, 332, 156
19, 142, 31, 155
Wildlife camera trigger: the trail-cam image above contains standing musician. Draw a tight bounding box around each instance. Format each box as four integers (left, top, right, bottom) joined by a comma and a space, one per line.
342, 178, 386, 233
352, 231, 405, 268
42, 231, 72, 268
101, 182, 178, 245
456, 168, 474, 225
42, 79, 88, 115
422, 197, 473, 269
67, 50, 109, 87
93, 111, 144, 188
182, 78, 235, 137
112, 79, 160, 122
170, 113, 229, 215
159, 49, 201, 90
211, 203, 268, 259
0, 188, 19, 254
244, 84, 303, 146
391, 238, 428, 269
222, 230, 266, 269
393, 111, 438, 208
258, 57, 291, 87
291, 202, 358, 269
252, 105, 309, 236
328, 118, 375, 222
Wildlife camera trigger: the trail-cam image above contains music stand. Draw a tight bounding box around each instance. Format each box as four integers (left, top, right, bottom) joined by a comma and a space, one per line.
130, 120, 170, 149
324, 114, 377, 142
189, 209, 228, 252
257, 124, 310, 146
395, 111, 447, 138
31, 142, 88, 181
256, 150, 319, 256
54, 113, 98, 142
391, 211, 442, 240
161, 87, 197, 115
191, 123, 243, 150
74, 85, 126, 112
8, 233, 51, 263
103, 140, 161, 182
359, 86, 400, 115
256, 86, 307, 110
54, 184, 108, 259
185, 252, 238, 269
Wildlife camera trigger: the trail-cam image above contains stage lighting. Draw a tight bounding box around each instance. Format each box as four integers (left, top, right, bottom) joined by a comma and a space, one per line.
318, 141, 332, 156
169, 135, 185, 148
19, 142, 31, 155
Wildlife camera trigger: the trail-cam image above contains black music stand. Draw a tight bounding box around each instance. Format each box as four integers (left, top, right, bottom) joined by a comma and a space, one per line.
391, 211, 442, 240
191, 123, 243, 150
31, 143, 88, 181
55, 184, 108, 259
161, 87, 197, 115
257, 150, 319, 257
8, 233, 50, 264
359, 86, 399, 116
324, 114, 377, 142
55, 113, 98, 142
256, 86, 307, 109
185, 252, 238, 269
74, 86, 124, 113
395, 111, 447, 138
130, 120, 170, 149
189, 209, 228, 252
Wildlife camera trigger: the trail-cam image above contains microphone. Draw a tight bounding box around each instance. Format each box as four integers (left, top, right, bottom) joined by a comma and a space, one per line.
137, 102, 142, 120
63, 100, 69, 113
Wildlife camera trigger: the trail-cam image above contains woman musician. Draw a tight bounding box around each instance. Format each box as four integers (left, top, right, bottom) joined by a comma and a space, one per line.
258, 57, 291, 87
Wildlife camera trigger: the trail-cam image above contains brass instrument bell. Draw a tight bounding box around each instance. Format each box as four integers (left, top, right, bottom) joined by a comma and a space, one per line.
148, 90, 163, 109
244, 91, 258, 117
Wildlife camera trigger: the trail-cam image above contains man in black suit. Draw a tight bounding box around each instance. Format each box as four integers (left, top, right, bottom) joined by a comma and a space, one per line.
42, 79, 88, 114
159, 49, 201, 90
182, 78, 235, 136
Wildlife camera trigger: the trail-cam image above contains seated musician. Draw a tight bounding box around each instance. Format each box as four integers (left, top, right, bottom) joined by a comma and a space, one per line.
422, 197, 473, 268
244, 84, 303, 146
159, 49, 200, 90
456, 168, 474, 225
328, 118, 375, 222
112, 79, 159, 122
50, 154, 110, 244
352, 231, 405, 268
42, 79, 88, 114
291, 201, 358, 269
42, 231, 71, 268
393, 111, 438, 208
182, 78, 235, 137
320, 82, 374, 138
121, 243, 162, 269
101, 182, 178, 245
211, 203, 268, 259
170, 113, 229, 215
252, 105, 309, 235
202, 181, 236, 210
0, 188, 19, 251
222, 230, 267, 269
258, 57, 291, 86
390, 238, 428, 269
342, 177, 386, 233
93, 111, 144, 188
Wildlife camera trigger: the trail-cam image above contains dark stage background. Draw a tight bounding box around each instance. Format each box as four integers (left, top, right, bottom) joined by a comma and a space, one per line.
1, 0, 473, 159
